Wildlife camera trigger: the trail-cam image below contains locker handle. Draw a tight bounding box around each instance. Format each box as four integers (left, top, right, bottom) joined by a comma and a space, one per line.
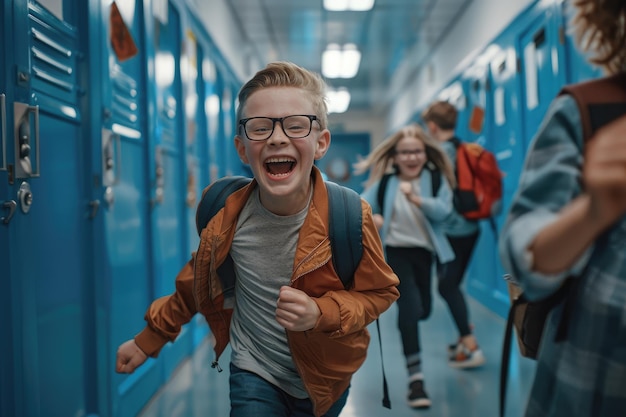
102, 130, 121, 186
0, 94, 6, 171
1, 200, 16, 225
14, 102, 40, 178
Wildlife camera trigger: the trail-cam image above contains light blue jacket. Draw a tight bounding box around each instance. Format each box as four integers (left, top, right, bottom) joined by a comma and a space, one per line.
361, 169, 455, 263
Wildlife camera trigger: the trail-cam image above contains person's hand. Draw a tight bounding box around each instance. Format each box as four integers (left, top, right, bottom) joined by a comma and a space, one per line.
583, 115, 626, 227
399, 180, 421, 206
116, 339, 148, 374
275, 286, 321, 331
399, 180, 413, 196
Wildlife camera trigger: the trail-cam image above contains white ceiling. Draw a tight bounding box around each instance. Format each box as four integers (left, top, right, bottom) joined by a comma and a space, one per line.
225, 0, 473, 114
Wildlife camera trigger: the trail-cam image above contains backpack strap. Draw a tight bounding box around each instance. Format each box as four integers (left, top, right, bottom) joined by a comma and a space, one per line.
559, 73, 626, 140
377, 168, 441, 215
195, 176, 252, 235
325, 181, 363, 288
327, 181, 391, 409
427, 164, 441, 196
377, 173, 392, 215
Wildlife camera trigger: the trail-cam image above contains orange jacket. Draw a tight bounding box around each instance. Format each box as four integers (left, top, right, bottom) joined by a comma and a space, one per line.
135, 168, 399, 416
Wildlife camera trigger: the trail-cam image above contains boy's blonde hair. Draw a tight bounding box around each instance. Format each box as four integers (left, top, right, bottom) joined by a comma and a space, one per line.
571, 0, 626, 74
353, 124, 456, 188
236, 61, 329, 130
421, 101, 458, 130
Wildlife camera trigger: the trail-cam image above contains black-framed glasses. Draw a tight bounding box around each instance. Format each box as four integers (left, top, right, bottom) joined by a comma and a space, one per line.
238, 115, 318, 141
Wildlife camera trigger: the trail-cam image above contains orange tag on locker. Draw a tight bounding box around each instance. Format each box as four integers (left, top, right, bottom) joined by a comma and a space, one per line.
469, 105, 485, 134
110, 1, 138, 62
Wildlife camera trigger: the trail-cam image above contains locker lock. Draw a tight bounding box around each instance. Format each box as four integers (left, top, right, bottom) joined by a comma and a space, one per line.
18, 181, 33, 213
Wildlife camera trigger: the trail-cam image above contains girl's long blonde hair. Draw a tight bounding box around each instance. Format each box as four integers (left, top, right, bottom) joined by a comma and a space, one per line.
354, 124, 456, 188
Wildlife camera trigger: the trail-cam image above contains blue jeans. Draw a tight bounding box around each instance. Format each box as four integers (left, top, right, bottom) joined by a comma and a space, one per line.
229, 363, 349, 417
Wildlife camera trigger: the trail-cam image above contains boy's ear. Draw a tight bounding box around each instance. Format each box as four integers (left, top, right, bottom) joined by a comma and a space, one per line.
234, 136, 249, 164
314, 129, 331, 160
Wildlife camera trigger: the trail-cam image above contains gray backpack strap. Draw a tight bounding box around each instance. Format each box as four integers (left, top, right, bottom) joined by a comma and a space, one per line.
196, 176, 252, 235
325, 181, 363, 289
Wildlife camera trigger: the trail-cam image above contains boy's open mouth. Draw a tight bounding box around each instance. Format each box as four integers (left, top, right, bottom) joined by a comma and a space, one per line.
265, 158, 296, 176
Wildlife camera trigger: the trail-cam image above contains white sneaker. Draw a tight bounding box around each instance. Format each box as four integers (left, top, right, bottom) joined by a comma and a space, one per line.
448, 345, 486, 369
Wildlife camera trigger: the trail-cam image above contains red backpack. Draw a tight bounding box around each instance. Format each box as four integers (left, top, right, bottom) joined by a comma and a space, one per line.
452, 138, 503, 220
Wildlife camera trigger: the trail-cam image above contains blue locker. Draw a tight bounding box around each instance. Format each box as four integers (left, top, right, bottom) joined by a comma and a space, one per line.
484, 37, 527, 317
221, 81, 236, 176
208, 66, 224, 182
1, 1, 94, 416
98, 1, 161, 417
145, 0, 192, 385
517, 2, 567, 151
1, 1, 15, 416
183, 17, 213, 346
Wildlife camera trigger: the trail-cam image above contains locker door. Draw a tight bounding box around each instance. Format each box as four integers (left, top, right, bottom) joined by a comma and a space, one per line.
487, 46, 526, 316
147, 0, 192, 378
211, 70, 225, 179
187, 31, 212, 345
97, 1, 161, 417
204, 61, 221, 183
182, 29, 202, 253
518, 10, 566, 150
3, 1, 93, 416
0, 1, 15, 416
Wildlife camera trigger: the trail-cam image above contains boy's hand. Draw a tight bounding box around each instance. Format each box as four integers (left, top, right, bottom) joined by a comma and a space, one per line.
116, 339, 148, 374
276, 286, 321, 331
583, 115, 626, 226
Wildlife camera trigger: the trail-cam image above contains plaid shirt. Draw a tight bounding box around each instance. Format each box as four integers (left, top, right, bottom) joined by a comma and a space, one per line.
499, 95, 626, 417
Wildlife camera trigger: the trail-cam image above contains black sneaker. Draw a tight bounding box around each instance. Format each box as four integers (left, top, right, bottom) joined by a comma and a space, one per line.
407, 379, 431, 409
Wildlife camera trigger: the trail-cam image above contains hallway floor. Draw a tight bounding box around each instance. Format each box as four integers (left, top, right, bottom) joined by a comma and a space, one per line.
139, 294, 536, 417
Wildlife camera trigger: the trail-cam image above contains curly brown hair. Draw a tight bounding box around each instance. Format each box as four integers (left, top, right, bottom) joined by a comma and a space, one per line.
571, 0, 626, 74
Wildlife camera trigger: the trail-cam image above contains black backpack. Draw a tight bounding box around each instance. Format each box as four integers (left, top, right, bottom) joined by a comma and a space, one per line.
499, 73, 626, 417
195, 176, 392, 409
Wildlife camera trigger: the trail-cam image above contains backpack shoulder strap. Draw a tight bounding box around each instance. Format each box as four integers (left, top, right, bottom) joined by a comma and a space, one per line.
196, 176, 252, 235
377, 173, 393, 215
326, 180, 391, 409
426, 163, 441, 196
559, 73, 626, 141
326, 181, 363, 289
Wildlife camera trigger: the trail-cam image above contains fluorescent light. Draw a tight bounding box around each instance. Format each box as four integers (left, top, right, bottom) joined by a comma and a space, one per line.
327, 88, 351, 113
341, 44, 361, 78
322, 43, 361, 79
324, 0, 349, 10
323, 0, 374, 11
322, 44, 342, 78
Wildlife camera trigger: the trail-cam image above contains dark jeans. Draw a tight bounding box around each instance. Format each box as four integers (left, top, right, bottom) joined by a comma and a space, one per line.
436, 231, 479, 337
385, 246, 433, 357
229, 363, 349, 417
